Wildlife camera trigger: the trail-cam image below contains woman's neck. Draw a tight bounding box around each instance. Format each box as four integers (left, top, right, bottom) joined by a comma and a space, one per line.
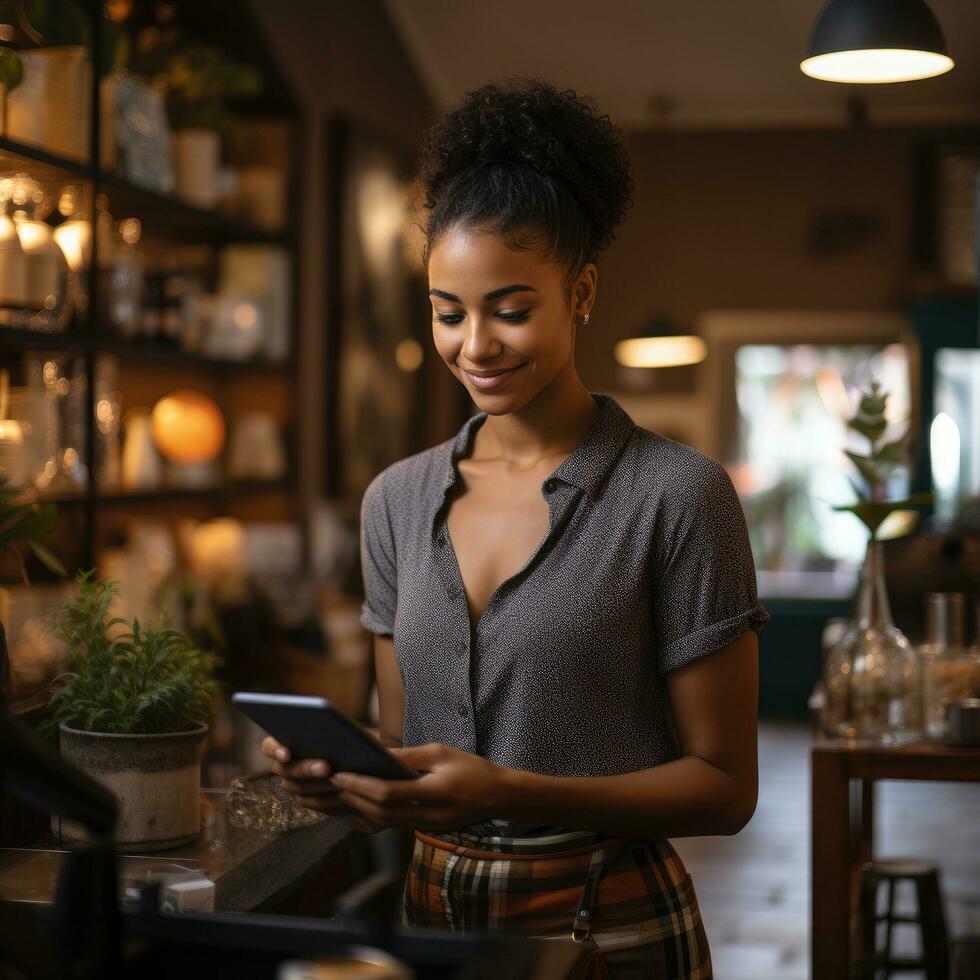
472, 372, 599, 471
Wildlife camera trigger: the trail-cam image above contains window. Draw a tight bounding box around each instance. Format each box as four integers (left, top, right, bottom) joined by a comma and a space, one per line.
732, 342, 910, 598
933, 348, 980, 521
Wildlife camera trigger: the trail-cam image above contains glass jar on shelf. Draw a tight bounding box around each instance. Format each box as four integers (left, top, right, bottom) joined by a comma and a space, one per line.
917, 592, 980, 741
0, 173, 72, 333
822, 538, 923, 744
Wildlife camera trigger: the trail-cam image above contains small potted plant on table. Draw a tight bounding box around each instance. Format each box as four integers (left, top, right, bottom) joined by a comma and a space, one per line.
40, 572, 219, 851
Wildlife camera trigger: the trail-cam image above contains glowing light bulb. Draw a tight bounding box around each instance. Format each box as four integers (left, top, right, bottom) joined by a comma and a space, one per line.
53, 219, 91, 272
614, 335, 707, 369
151, 390, 226, 465
801, 48, 953, 83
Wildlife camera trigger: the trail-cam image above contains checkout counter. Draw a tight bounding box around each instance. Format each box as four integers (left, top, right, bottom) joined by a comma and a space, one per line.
0, 714, 596, 979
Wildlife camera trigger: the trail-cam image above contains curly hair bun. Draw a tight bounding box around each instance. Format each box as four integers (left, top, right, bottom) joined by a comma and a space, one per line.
418, 78, 634, 268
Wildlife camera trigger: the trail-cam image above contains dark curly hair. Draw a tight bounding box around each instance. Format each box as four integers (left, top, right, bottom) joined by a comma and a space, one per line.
416, 78, 634, 291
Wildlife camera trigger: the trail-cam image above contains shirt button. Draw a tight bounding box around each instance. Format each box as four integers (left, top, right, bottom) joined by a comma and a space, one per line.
457, 703, 470, 717
543, 479, 557, 494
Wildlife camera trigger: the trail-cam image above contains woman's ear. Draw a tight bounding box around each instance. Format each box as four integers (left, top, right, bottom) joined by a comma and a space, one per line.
571, 262, 598, 322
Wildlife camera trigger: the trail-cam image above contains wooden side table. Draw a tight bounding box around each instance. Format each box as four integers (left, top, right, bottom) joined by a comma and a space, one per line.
811, 737, 980, 980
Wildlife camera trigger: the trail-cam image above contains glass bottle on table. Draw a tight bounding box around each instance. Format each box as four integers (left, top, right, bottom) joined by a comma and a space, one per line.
822, 538, 922, 745
918, 593, 980, 741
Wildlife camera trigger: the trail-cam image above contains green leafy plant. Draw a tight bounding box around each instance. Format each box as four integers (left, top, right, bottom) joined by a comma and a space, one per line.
126, 14, 261, 137
0, 480, 66, 586
39, 571, 220, 738
0, 48, 24, 95
151, 40, 261, 133
832, 378, 933, 538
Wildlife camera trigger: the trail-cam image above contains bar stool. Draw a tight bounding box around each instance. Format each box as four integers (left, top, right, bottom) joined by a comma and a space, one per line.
854, 859, 950, 980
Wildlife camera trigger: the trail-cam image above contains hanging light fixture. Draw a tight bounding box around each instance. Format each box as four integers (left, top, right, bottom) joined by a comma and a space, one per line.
614, 313, 706, 369
801, 0, 954, 84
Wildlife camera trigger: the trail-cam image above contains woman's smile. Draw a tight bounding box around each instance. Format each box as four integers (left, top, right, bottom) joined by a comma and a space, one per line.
461, 363, 526, 390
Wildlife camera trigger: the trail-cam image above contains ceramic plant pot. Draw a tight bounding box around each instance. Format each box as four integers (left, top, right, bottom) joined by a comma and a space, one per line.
56, 722, 208, 851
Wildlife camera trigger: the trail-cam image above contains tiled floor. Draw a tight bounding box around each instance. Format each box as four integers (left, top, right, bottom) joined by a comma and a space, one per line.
671, 721, 980, 980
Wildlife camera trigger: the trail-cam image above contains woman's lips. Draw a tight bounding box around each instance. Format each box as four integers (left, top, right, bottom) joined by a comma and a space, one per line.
463, 364, 524, 390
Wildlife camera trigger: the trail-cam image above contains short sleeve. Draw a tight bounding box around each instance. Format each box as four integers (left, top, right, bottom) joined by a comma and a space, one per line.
359, 473, 398, 636
653, 456, 770, 676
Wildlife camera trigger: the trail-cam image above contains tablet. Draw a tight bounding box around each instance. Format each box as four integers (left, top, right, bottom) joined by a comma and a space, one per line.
232, 692, 419, 781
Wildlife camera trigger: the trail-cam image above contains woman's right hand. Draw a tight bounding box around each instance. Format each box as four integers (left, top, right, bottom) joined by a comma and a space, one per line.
260, 736, 384, 833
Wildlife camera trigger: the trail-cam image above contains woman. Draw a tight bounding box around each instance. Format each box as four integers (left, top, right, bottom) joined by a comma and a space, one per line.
265, 79, 771, 978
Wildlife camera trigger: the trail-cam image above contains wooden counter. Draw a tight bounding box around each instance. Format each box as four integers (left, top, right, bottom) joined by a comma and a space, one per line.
0, 789, 357, 913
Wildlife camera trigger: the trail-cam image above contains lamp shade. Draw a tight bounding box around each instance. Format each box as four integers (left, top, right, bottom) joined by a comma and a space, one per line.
614, 315, 706, 369
801, 0, 954, 83
151, 390, 226, 465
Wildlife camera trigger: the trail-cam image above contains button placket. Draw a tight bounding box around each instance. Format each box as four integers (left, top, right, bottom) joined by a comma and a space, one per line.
431, 513, 475, 739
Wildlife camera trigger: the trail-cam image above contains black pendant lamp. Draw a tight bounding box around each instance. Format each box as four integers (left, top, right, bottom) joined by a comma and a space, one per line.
801, 0, 954, 84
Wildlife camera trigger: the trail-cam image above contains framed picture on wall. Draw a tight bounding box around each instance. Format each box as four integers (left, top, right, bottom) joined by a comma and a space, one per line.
323, 113, 429, 505
910, 136, 980, 289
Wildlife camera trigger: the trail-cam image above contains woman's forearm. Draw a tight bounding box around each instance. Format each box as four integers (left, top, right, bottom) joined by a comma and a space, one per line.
492, 754, 753, 840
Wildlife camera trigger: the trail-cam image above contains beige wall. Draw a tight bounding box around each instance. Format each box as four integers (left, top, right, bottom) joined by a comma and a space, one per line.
582, 124, 976, 453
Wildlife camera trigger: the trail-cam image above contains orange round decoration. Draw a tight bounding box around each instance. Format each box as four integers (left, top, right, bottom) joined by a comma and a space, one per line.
151, 390, 226, 465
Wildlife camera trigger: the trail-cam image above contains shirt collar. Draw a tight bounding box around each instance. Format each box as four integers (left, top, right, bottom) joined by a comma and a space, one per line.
438, 391, 636, 507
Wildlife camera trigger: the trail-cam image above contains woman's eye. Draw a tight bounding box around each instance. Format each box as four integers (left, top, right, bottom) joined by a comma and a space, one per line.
434, 310, 531, 325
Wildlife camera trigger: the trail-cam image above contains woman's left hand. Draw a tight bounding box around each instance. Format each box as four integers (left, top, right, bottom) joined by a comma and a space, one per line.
327, 743, 505, 832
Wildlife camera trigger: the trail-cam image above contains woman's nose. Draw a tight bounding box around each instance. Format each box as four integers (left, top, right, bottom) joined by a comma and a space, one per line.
461, 317, 502, 361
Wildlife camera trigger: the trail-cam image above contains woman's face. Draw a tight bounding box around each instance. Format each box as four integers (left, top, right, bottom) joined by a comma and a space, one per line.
427, 223, 595, 413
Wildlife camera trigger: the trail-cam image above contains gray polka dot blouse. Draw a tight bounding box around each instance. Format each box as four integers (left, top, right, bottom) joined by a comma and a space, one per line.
359, 390, 771, 837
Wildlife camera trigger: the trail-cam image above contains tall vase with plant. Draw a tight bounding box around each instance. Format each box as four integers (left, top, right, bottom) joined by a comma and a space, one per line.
822, 379, 933, 744
40, 571, 220, 850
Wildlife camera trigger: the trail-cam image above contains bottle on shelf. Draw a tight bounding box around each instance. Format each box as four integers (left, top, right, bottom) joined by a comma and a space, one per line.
159, 256, 187, 347
97, 202, 144, 340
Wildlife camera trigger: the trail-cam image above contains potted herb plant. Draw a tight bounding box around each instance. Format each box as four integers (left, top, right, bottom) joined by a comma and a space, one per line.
40, 572, 219, 850
821, 378, 933, 743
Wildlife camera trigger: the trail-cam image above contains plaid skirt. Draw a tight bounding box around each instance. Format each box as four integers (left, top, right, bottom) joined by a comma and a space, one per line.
402, 827, 713, 979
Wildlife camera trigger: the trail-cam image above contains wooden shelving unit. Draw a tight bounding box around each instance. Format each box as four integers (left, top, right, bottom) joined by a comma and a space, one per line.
0, 0, 302, 574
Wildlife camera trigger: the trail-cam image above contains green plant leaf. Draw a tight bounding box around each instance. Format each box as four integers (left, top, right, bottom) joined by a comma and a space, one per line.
873, 434, 909, 463
832, 492, 934, 535
847, 476, 869, 502
844, 451, 882, 489
857, 391, 887, 418
848, 415, 887, 442
0, 49, 23, 94
0, 505, 31, 541
27, 540, 67, 577
45, 572, 218, 735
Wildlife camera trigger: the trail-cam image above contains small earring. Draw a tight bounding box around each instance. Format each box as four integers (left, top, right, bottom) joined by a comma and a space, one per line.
582, 314, 590, 326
